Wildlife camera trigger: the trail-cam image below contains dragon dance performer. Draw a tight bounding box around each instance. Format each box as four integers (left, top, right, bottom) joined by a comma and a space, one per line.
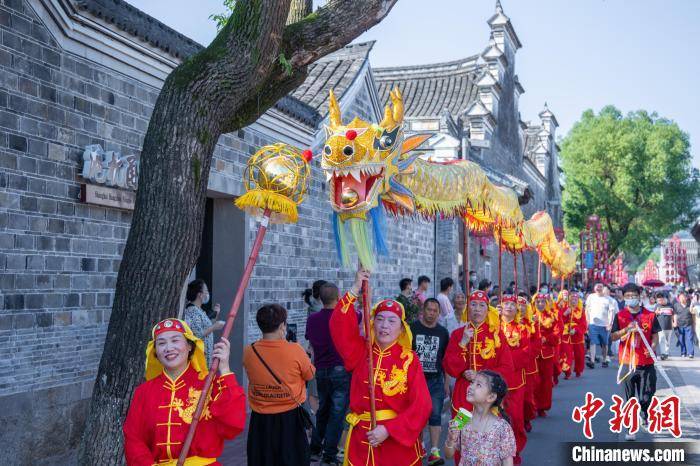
123, 318, 246, 466
330, 267, 431, 466
552, 290, 570, 385
559, 291, 587, 379
499, 294, 529, 465
517, 294, 540, 432
533, 293, 560, 417
444, 289, 514, 465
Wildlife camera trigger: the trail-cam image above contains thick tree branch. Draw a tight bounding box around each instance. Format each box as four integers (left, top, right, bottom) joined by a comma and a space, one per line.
283, 0, 400, 67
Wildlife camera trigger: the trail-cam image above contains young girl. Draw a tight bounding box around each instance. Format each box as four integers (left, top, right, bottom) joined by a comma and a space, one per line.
445, 370, 516, 466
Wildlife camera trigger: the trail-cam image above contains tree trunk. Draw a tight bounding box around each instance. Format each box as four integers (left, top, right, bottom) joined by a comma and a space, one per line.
77, 1, 399, 464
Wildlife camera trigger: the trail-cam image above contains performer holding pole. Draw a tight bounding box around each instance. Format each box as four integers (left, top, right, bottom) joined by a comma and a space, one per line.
174, 144, 312, 465
330, 267, 431, 466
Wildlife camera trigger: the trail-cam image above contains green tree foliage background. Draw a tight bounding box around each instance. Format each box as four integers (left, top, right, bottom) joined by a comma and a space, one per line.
560, 106, 700, 260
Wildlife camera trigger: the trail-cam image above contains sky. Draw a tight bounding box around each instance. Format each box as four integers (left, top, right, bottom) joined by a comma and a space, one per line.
128, 0, 700, 169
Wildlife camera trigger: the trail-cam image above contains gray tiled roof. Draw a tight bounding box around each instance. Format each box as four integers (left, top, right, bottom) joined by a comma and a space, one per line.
373, 56, 483, 118
72, 0, 201, 59
291, 41, 375, 113
523, 125, 541, 165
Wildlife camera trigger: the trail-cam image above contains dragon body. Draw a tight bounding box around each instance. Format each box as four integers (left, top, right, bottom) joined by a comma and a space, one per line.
321, 88, 575, 276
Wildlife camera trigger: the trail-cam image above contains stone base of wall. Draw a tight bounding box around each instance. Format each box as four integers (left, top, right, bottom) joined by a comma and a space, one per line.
0, 381, 91, 465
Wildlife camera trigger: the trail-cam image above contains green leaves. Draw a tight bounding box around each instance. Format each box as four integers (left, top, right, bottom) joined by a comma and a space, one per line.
209, 0, 237, 31
560, 106, 700, 259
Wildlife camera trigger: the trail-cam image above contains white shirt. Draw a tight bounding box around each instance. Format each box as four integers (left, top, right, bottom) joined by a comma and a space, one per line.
585, 294, 613, 327
436, 293, 454, 327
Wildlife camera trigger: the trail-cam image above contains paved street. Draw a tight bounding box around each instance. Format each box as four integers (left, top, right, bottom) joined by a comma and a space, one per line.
221, 346, 700, 466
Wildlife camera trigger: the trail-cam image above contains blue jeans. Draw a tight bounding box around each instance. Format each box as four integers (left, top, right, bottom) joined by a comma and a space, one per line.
588, 324, 609, 347
677, 326, 695, 357
310, 366, 350, 461
425, 374, 446, 427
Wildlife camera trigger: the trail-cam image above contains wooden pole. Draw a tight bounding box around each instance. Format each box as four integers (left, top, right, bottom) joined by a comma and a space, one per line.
537, 254, 542, 293
498, 228, 503, 302
361, 279, 377, 429
464, 221, 470, 297
514, 251, 518, 294
521, 253, 530, 295
178, 208, 271, 465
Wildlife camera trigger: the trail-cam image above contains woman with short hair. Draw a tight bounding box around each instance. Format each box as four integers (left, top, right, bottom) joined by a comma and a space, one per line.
243, 304, 316, 466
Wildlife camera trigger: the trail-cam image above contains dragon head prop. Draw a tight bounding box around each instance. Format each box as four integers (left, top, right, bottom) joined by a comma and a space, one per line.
321, 88, 430, 269
322, 88, 429, 222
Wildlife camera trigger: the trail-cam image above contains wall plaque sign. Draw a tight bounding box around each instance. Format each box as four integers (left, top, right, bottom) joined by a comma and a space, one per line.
80, 144, 139, 210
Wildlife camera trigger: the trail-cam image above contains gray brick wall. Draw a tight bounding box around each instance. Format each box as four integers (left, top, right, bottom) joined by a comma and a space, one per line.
0, 1, 436, 463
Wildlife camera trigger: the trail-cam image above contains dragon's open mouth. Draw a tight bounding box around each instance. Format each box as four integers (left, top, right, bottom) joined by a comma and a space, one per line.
327, 166, 384, 212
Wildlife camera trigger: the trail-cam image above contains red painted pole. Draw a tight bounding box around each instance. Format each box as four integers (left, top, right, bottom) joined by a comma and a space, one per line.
498, 228, 503, 302
521, 253, 530, 295
513, 251, 518, 294
537, 254, 542, 293
464, 221, 470, 297
362, 279, 377, 429
177, 208, 271, 466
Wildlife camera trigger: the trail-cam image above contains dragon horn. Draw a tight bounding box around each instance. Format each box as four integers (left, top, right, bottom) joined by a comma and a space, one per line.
380, 101, 395, 128
391, 87, 404, 126
328, 89, 342, 127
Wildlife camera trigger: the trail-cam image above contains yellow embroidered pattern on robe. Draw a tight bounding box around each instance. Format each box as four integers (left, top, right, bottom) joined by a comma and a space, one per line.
376, 350, 413, 396
503, 326, 521, 347
172, 386, 212, 424
479, 337, 496, 360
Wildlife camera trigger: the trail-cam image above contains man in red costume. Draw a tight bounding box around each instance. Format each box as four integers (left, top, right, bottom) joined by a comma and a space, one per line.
554, 290, 571, 382
533, 293, 560, 417
330, 268, 432, 466
444, 289, 514, 464
560, 291, 588, 379
500, 294, 529, 465
517, 294, 539, 432
123, 318, 246, 465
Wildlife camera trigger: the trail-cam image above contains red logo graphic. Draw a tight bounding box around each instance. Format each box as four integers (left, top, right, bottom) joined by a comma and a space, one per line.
647, 395, 682, 438
572, 391, 605, 439
608, 395, 640, 434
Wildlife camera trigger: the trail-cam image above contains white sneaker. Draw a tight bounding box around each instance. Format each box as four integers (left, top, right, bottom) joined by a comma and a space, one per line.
625, 432, 636, 441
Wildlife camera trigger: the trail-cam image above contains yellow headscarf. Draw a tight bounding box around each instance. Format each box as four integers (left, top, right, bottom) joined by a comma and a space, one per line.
145, 318, 209, 381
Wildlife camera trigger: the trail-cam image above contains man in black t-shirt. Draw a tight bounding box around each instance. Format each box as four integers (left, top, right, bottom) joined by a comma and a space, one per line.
411, 298, 449, 466
654, 292, 674, 360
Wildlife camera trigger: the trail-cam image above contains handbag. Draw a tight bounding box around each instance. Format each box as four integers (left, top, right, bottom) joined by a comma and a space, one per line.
251, 343, 314, 429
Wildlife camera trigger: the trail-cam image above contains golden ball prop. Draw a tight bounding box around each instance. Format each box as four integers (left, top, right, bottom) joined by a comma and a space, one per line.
235, 143, 311, 224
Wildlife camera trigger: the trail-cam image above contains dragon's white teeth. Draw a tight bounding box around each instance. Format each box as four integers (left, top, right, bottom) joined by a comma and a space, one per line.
350, 169, 362, 182
325, 171, 332, 182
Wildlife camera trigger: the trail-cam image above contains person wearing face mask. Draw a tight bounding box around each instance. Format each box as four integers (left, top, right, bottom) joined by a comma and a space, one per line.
243, 304, 316, 465
123, 318, 246, 465
533, 293, 560, 418
329, 267, 432, 466
443, 290, 515, 465
183, 279, 224, 363
611, 283, 661, 441
654, 292, 674, 360
673, 291, 696, 358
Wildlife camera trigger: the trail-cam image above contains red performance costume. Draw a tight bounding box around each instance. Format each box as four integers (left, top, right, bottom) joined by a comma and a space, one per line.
330, 293, 431, 466
534, 294, 560, 416
552, 291, 569, 385
500, 295, 529, 463
444, 290, 515, 415
519, 296, 540, 425
559, 295, 587, 378
123, 319, 246, 466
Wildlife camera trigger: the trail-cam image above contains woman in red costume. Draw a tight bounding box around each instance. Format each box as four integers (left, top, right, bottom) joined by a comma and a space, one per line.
516, 295, 540, 432
330, 268, 431, 466
499, 294, 529, 465
533, 293, 560, 417
123, 318, 246, 466
559, 291, 588, 379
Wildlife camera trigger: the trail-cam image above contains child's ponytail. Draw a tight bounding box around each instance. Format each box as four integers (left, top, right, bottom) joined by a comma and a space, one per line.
480, 370, 511, 424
